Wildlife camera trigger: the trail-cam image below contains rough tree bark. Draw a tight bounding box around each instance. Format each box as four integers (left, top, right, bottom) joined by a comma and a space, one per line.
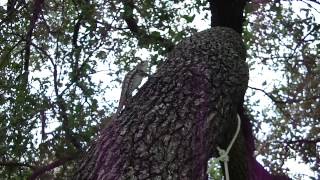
206, 1, 291, 179
74, 27, 249, 179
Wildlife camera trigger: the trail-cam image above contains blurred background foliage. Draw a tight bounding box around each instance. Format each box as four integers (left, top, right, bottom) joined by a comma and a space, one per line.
0, 0, 319, 179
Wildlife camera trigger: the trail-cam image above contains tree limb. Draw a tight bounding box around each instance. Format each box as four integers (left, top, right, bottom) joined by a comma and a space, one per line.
23, 0, 45, 87
121, 0, 174, 51
0, 161, 34, 169
50, 55, 83, 152
28, 156, 77, 180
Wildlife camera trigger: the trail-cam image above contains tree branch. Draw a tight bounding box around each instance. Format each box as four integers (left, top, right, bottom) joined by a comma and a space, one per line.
49, 56, 83, 152
284, 138, 320, 145
0, 161, 34, 169
28, 156, 77, 180
23, 0, 45, 87
248, 86, 285, 104
121, 0, 174, 51
301, 0, 320, 5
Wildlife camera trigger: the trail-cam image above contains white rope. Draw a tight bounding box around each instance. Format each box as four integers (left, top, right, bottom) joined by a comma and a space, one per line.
214, 114, 241, 180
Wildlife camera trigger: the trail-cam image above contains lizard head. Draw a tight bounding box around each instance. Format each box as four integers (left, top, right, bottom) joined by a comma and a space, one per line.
137, 61, 149, 72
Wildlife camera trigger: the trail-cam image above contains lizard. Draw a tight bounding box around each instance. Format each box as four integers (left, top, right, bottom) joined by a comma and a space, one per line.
100, 61, 149, 130
115, 61, 149, 117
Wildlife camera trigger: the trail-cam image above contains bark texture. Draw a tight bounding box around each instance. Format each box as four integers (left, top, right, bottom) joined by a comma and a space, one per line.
75, 27, 249, 180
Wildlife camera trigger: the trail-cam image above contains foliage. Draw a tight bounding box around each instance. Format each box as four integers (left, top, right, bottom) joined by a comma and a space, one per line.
244, 1, 320, 178
208, 159, 223, 179
0, 0, 205, 178
0, 0, 319, 179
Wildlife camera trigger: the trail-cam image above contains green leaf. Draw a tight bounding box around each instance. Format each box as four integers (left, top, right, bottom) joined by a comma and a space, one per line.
150, 31, 161, 39
262, 81, 267, 86
182, 15, 195, 23
0, 47, 12, 69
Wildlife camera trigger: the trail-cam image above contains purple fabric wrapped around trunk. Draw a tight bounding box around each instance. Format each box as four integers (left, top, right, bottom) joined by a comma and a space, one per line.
240, 110, 291, 180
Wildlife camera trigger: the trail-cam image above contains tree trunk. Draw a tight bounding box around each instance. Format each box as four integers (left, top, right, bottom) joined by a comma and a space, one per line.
74, 27, 249, 179
208, 0, 247, 34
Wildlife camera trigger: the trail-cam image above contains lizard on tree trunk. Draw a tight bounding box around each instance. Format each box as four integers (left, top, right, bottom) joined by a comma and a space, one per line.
100, 61, 149, 130
115, 61, 149, 116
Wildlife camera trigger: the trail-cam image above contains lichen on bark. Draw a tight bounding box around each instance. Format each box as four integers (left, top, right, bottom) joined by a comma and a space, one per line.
74, 27, 249, 180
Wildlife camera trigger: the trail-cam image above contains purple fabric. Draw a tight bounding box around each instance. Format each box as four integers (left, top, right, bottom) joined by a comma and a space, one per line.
249, 158, 290, 180
240, 111, 291, 180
